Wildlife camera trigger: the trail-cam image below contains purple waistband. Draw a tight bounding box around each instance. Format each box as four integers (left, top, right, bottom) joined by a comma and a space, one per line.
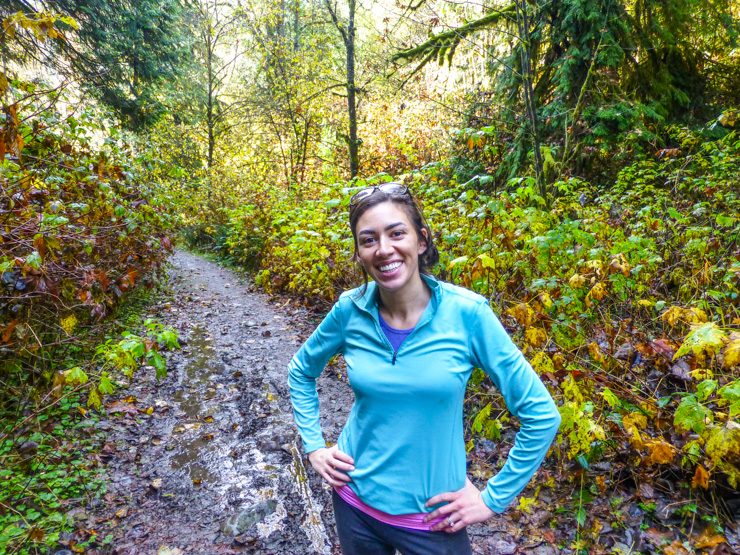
334, 485, 446, 531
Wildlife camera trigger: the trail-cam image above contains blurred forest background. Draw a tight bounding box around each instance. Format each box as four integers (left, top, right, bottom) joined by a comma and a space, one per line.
1, 0, 739, 553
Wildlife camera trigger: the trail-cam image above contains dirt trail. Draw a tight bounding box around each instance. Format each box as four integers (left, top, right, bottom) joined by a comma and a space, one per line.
92, 251, 544, 555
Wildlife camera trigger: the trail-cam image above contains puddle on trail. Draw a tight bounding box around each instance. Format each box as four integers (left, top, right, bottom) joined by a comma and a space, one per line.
173, 325, 224, 419
170, 325, 224, 484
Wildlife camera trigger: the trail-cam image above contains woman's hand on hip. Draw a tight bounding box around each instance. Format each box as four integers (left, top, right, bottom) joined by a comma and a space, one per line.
424, 478, 495, 533
307, 446, 355, 487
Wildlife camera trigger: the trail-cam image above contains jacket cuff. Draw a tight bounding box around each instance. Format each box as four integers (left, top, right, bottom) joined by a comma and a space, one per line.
303, 439, 326, 454
481, 487, 509, 514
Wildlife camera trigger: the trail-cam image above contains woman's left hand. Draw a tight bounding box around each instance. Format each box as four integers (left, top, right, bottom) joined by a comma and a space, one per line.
424, 478, 495, 533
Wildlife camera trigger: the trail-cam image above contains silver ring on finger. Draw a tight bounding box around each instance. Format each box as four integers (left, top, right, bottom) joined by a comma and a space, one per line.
447, 517, 455, 526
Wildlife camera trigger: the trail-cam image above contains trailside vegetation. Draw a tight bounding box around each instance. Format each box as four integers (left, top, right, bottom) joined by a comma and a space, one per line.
1, 0, 739, 553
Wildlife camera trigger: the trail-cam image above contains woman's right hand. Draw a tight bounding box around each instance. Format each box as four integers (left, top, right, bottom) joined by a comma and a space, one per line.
308, 446, 355, 487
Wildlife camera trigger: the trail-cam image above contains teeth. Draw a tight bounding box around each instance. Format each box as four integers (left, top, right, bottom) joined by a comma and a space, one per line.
379, 262, 402, 272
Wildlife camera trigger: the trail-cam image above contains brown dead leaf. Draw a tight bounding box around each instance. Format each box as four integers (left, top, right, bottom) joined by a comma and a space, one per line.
115, 507, 129, 518
638, 482, 654, 499
106, 401, 139, 415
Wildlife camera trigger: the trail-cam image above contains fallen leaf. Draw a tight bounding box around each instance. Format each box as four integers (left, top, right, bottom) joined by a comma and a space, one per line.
692, 465, 710, 490
115, 507, 129, 518
643, 439, 676, 465
663, 539, 690, 555
150, 478, 163, 490
693, 528, 726, 549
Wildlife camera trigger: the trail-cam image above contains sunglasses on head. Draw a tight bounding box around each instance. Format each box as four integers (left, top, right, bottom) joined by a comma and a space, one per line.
349, 182, 410, 207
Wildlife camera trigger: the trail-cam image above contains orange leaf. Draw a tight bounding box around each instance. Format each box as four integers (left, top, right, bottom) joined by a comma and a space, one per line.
692, 465, 710, 490
643, 439, 676, 465
663, 539, 690, 555
694, 528, 727, 549
1, 320, 18, 343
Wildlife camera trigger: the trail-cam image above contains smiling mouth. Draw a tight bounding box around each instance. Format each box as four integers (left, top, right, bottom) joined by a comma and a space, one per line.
378, 261, 402, 272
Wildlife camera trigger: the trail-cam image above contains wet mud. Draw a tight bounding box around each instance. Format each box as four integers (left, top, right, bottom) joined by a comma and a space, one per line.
93, 251, 347, 554
90, 251, 551, 554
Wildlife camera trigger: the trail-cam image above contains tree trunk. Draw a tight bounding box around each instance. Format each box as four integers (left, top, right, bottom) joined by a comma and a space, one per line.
514, 0, 546, 200
325, 0, 360, 178
346, 0, 358, 178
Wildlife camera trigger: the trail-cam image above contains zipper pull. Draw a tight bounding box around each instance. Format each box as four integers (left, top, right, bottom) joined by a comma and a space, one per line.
392, 351, 397, 365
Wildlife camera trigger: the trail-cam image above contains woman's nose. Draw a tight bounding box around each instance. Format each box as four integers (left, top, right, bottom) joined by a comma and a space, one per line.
376, 236, 393, 256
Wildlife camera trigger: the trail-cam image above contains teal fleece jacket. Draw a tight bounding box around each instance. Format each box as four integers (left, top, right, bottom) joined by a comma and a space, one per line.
287, 275, 561, 515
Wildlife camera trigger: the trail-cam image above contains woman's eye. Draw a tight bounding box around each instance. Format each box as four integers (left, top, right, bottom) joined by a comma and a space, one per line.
362, 237, 376, 245
392, 230, 405, 238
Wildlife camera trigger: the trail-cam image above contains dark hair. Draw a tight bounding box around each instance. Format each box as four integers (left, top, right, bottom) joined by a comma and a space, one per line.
348, 187, 439, 293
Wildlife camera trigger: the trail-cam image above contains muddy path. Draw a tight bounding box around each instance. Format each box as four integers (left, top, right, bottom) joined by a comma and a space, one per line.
91, 251, 549, 555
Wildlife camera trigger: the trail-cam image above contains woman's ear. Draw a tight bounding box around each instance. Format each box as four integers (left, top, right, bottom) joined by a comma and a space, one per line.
418, 228, 429, 255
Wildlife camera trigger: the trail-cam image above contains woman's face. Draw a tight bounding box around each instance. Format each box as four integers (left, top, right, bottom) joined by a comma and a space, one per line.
354, 201, 428, 295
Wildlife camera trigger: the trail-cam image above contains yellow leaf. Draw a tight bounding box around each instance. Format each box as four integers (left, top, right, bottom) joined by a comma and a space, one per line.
662, 306, 690, 327
60, 314, 78, 335
87, 388, 101, 409
583, 259, 604, 275
637, 299, 654, 308
531, 351, 554, 375
588, 282, 608, 302
722, 332, 740, 368
689, 307, 708, 323
623, 412, 647, 447
643, 439, 676, 465
609, 254, 630, 276
568, 274, 586, 288
525, 328, 548, 347
507, 302, 535, 327
517, 496, 537, 514
587, 342, 606, 364
623, 412, 647, 430
690, 368, 714, 380
691, 465, 710, 490
539, 291, 553, 310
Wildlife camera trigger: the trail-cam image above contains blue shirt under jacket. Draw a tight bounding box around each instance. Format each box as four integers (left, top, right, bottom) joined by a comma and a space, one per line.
287, 274, 561, 515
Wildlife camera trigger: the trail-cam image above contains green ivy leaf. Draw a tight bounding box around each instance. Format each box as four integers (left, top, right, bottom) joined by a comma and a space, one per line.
674, 395, 712, 434
148, 351, 167, 379
98, 372, 115, 395
696, 379, 718, 402
64, 366, 88, 385
674, 322, 727, 360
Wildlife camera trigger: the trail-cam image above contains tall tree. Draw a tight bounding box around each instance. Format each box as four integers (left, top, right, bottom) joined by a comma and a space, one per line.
391, 0, 739, 183
42, 0, 192, 130
324, 0, 360, 178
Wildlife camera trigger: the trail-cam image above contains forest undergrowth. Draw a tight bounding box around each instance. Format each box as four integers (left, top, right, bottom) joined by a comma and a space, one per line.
184, 125, 740, 554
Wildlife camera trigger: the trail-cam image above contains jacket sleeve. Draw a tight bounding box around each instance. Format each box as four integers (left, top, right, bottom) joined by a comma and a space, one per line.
469, 300, 561, 513
288, 300, 345, 453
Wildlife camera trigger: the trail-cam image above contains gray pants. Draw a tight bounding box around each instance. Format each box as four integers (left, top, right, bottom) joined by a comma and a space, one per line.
332, 490, 472, 555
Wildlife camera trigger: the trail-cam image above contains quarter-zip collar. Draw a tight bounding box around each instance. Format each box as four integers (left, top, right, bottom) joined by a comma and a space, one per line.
349, 273, 441, 319
349, 274, 441, 366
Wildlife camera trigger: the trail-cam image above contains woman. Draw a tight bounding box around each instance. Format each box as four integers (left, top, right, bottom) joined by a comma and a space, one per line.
288, 182, 561, 555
